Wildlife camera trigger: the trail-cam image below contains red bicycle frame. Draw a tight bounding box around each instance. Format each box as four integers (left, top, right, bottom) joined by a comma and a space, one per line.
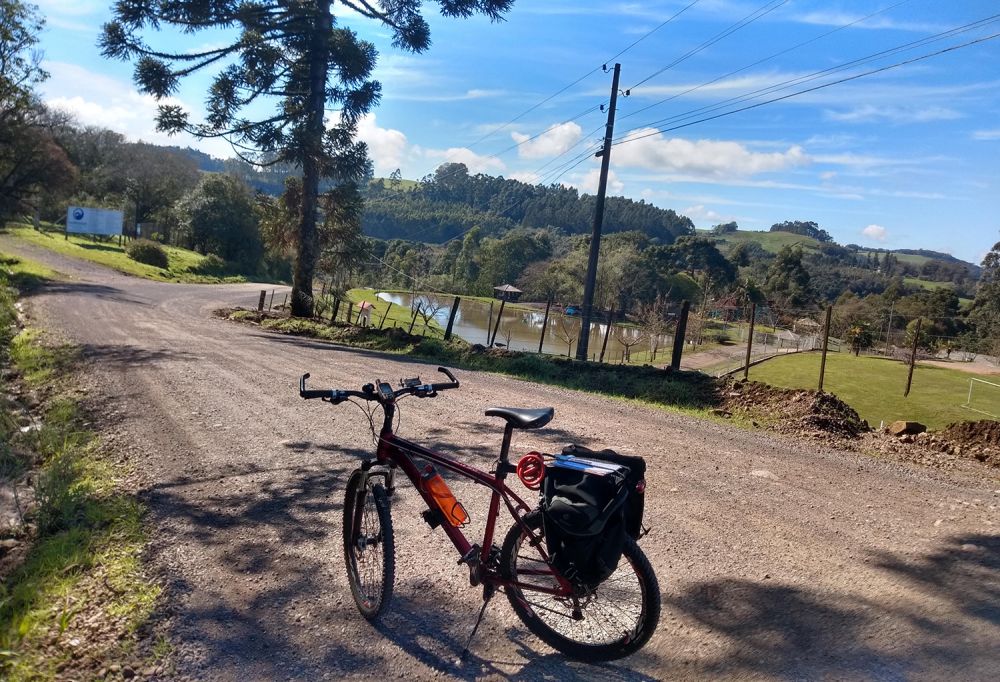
364, 397, 574, 598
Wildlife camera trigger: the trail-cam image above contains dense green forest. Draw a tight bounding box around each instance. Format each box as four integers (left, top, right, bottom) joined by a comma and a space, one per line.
361, 162, 695, 244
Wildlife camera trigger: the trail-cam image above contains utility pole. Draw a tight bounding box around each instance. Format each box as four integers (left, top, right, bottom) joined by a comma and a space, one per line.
576, 63, 622, 361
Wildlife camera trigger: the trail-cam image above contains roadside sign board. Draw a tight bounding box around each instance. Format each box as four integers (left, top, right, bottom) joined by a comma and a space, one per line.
66, 206, 123, 236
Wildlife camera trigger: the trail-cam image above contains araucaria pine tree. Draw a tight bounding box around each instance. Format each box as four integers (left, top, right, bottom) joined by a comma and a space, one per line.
100, 0, 513, 316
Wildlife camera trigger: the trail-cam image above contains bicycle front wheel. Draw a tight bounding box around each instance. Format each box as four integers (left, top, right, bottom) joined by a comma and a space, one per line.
343, 471, 395, 620
501, 511, 661, 661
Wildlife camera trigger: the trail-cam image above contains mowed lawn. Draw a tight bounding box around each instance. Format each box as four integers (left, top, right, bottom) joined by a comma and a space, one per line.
748, 352, 999, 430
5, 225, 252, 283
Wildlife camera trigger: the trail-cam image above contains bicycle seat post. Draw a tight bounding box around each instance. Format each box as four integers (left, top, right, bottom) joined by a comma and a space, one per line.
496, 423, 515, 478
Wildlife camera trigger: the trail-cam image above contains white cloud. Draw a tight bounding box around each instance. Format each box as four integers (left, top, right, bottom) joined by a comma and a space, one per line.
356, 114, 408, 175
862, 224, 888, 242
511, 122, 582, 159
566, 169, 624, 195
973, 129, 1000, 141
42, 62, 233, 157
421, 147, 505, 174
790, 11, 946, 33
825, 105, 962, 124
683, 205, 729, 223
613, 129, 808, 178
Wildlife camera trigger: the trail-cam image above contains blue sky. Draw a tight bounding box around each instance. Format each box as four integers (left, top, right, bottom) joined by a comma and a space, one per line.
32, 0, 1000, 264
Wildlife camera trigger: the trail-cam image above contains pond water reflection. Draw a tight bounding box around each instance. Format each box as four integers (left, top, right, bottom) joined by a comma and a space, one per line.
376, 292, 673, 363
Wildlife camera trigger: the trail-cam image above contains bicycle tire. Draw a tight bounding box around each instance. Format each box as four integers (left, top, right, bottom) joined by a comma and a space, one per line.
343, 472, 395, 620
500, 510, 660, 661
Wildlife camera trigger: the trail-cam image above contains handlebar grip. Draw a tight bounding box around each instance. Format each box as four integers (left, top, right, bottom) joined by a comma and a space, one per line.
430, 367, 460, 391
300, 373, 336, 400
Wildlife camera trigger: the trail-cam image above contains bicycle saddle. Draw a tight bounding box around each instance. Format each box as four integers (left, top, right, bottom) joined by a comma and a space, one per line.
485, 406, 554, 430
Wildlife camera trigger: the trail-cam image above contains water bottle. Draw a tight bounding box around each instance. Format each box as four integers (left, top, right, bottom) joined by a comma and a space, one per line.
421, 465, 469, 527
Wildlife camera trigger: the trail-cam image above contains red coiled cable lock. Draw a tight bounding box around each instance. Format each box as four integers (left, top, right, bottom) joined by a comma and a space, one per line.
516, 452, 546, 490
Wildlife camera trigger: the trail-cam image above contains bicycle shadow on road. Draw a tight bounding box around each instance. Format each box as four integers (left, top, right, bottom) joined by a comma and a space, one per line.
373, 590, 663, 681
664, 532, 999, 679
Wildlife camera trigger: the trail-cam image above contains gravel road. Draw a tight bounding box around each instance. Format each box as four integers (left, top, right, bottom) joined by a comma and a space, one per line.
4, 234, 999, 681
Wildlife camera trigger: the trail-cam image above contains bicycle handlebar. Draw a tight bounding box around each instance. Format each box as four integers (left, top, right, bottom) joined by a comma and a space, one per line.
299, 367, 460, 404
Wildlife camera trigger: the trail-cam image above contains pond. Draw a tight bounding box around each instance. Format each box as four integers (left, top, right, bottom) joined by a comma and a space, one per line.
376, 292, 675, 363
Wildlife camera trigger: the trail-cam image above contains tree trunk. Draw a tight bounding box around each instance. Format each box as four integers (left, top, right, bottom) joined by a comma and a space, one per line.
291, 0, 333, 318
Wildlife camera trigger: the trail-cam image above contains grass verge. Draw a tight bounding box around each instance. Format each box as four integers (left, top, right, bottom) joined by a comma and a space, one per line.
221, 308, 719, 411
5, 224, 258, 284
1, 255, 161, 680
748, 352, 999, 430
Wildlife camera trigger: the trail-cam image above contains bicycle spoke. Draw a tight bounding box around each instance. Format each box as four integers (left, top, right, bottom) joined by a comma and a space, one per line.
511, 533, 647, 647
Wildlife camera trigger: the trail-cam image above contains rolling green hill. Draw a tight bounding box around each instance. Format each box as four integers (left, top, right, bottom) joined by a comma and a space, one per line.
698, 229, 824, 254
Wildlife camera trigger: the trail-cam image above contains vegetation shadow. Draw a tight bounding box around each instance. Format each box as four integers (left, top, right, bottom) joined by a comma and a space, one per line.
143, 457, 377, 677
666, 533, 1000, 679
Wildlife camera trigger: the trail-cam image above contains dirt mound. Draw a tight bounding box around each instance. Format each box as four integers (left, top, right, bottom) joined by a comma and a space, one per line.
722, 379, 870, 439
939, 420, 1000, 448
923, 420, 1000, 468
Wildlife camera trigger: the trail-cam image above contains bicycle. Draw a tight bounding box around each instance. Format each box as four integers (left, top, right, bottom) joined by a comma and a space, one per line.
299, 366, 661, 661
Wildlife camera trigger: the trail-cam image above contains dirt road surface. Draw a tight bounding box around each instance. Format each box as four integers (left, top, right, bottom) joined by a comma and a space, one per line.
4, 235, 999, 681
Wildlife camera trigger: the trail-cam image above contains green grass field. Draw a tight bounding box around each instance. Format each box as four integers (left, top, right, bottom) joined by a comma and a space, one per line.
903, 276, 955, 291
748, 352, 999, 430
5, 225, 253, 284
699, 229, 824, 254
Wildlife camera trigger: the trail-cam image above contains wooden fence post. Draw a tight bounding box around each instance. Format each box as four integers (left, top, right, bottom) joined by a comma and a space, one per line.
257, 290, 266, 312
743, 303, 757, 380
818, 305, 833, 392
486, 302, 493, 344
331, 298, 341, 323
444, 297, 460, 341
904, 317, 922, 397
407, 305, 420, 334
599, 304, 614, 363
538, 297, 552, 354
268, 289, 275, 311
379, 301, 392, 329
670, 300, 690, 371
490, 299, 506, 347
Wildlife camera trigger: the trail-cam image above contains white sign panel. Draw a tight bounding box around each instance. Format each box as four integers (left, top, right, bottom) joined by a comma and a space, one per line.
66, 206, 123, 236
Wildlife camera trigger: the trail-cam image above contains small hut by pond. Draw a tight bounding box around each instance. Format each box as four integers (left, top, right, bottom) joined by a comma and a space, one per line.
493, 284, 522, 302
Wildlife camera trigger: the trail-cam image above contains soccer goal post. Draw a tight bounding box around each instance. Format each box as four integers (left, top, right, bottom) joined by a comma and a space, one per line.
962, 377, 1000, 419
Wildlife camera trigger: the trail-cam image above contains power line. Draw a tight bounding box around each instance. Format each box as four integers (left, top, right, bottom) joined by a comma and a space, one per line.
621, 13, 1000, 136
619, 0, 914, 123
610, 29, 1000, 149
628, 0, 790, 91
465, 0, 704, 151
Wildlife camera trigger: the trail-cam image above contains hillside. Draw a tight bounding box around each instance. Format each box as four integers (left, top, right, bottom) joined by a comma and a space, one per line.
698, 229, 825, 254
361, 163, 695, 244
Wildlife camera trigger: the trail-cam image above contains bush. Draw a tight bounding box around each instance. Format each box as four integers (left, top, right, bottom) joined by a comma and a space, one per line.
193, 253, 227, 275
126, 239, 169, 268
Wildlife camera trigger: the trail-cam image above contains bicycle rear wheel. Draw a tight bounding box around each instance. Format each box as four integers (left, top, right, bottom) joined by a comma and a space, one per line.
501, 510, 660, 661
343, 471, 395, 620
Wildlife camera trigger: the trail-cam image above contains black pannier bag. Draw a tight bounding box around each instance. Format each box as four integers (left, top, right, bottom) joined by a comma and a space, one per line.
541, 446, 647, 590
561, 444, 647, 539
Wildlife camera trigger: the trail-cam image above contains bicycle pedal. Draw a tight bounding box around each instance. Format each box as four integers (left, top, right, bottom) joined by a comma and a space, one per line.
459, 544, 481, 566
